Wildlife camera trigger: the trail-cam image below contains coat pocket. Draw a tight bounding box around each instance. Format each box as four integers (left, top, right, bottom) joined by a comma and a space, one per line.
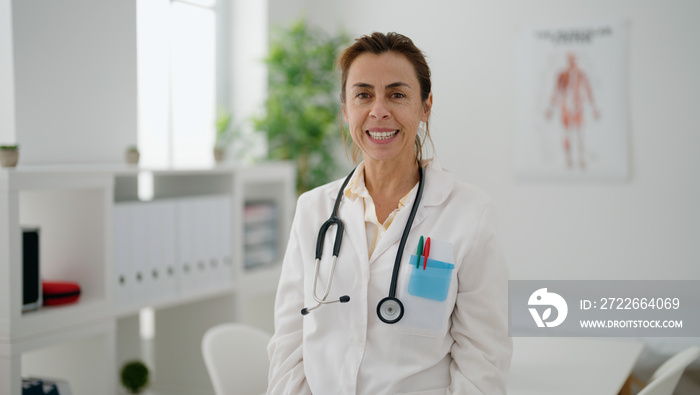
407, 256, 454, 301
394, 240, 456, 337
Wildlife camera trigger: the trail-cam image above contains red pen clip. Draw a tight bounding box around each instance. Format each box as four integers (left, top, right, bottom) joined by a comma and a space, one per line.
422, 237, 431, 270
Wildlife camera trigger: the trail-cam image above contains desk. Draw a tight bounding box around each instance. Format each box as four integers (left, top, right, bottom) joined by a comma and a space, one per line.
507, 337, 644, 395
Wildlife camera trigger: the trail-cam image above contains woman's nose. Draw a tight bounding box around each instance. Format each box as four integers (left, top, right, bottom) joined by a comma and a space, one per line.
369, 97, 390, 119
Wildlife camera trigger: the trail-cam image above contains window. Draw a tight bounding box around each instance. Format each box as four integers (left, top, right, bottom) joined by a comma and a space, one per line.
137, 0, 217, 167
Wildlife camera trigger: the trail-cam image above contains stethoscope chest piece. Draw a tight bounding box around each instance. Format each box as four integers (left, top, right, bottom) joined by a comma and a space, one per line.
377, 297, 404, 324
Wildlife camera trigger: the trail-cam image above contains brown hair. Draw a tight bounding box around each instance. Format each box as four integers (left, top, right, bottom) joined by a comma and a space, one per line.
337, 32, 434, 164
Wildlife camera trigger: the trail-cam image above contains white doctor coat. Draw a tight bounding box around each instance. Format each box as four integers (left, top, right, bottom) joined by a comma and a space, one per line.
267, 161, 511, 394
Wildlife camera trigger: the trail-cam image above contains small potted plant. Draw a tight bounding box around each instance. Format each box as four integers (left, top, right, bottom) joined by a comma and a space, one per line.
125, 145, 140, 165
0, 144, 19, 168
120, 360, 149, 394
214, 108, 235, 163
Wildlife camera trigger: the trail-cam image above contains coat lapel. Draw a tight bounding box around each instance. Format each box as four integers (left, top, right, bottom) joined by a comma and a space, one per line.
324, 176, 370, 271
338, 195, 370, 267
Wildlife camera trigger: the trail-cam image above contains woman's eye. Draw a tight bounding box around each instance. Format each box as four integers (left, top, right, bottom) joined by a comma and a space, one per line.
357, 92, 370, 99
391, 92, 406, 99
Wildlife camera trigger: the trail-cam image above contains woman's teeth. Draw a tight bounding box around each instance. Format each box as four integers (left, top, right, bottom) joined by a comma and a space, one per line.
368, 130, 398, 140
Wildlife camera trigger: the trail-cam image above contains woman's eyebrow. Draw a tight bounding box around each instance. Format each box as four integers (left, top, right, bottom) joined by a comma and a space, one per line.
352, 82, 411, 89
386, 82, 411, 89
352, 82, 373, 89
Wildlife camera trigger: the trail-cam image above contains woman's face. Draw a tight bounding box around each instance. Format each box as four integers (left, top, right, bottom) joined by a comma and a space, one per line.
343, 52, 432, 165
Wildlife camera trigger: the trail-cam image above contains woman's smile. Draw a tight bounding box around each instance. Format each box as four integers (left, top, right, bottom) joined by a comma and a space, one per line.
366, 128, 399, 143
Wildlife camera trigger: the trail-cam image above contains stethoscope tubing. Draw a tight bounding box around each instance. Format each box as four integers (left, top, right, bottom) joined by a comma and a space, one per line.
315, 168, 355, 260
302, 165, 424, 324
302, 169, 356, 315
387, 166, 425, 298
312, 256, 337, 304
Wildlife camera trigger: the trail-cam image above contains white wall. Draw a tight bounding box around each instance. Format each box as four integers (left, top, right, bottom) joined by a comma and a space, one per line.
6, 0, 696, 279
228, 0, 268, 161
269, 0, 700, 281
0, 0, 15, 144
12, 0, 137, 165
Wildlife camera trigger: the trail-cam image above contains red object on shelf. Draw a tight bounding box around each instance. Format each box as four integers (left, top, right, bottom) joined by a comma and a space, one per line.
42, 281, 81, 306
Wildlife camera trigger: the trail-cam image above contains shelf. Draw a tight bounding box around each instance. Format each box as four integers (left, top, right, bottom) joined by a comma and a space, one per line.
0, 168, 113, 191
114, 171, 234, 202
13, 299, 112, 342
0, 317, 113, 358
1, 161, 296, 394
0, 170, 112, 343
1, 161, 288, 178
113, 282, 238, 318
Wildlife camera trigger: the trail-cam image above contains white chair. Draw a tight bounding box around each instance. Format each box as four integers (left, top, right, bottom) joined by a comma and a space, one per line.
202, 323, 272, 395
637, 346, 700, 395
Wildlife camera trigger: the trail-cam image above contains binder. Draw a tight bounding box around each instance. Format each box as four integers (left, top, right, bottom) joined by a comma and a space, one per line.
113, 203, 133, 309
115, 195, 235, 302
218, 195, 234, 286
161, 200, 179, 299
148, 200, 178, 301
193, 197, 212, 290
131, 202, 151, 305
205, 195, 234, 288
177, 199, 196, 295
204, 196, 223, 288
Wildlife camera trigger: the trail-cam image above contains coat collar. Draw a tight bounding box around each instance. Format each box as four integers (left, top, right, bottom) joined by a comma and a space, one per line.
324, 159, 455, 207
325, 159, 456, 263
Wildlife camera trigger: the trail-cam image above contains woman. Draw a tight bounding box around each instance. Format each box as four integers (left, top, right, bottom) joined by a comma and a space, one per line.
267, 32, 511, 394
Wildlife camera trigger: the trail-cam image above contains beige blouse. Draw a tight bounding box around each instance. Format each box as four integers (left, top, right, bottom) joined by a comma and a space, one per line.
344, 163, 418, 258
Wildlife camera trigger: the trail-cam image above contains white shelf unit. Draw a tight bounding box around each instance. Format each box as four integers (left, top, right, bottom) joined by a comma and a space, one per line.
0, 162, 295, 395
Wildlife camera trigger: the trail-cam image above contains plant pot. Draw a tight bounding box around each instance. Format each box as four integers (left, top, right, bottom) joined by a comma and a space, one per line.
120, 360, 149, 394
213, 147, 225, 163
0, 149, 19, 168
125, 150, 140, 165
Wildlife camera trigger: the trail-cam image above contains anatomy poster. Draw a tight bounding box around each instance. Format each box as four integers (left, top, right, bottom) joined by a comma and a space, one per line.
514, 21, 629, 179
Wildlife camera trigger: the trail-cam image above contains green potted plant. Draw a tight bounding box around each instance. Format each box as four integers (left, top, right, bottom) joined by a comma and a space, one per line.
125, 145, 140, 165
214, 108, 235, 163
0, 144, 19, 168
120, 360, 149, 394
254, 19, 348, 193
215, 108, 257, 164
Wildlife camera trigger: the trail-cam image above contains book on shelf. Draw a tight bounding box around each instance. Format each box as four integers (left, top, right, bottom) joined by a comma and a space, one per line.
244, 201, 278, 269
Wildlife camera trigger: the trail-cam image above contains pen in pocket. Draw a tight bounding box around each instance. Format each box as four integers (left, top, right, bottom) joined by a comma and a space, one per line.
416, 236, 424, 268
423, 237, 431, 270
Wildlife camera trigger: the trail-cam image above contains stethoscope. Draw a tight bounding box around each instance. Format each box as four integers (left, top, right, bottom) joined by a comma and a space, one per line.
301, 165, 425, 324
